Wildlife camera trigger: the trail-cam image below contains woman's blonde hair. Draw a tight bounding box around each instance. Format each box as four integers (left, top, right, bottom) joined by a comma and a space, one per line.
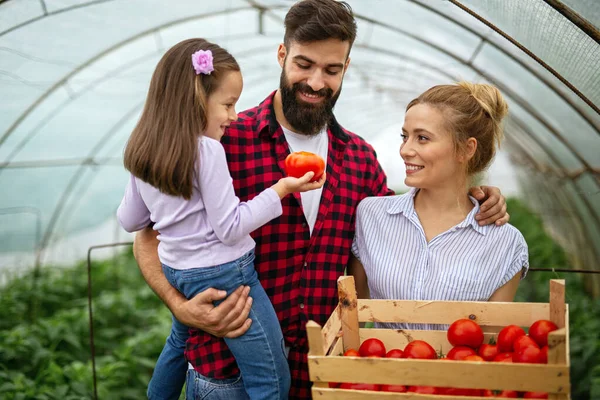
123, 38, 239, 199
406, 82, 509, 175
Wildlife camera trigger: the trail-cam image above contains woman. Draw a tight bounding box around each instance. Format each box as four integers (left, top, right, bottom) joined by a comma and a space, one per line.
349, 82, 528, 330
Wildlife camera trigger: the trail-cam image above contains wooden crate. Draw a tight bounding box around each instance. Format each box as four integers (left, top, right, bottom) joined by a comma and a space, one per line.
307, 276, 570, 399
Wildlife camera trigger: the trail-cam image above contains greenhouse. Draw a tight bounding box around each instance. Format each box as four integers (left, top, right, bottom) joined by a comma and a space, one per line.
0, 0, 599, 398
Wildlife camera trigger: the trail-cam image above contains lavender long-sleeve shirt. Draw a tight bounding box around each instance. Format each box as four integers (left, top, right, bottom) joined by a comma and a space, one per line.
117, 136, 283, 269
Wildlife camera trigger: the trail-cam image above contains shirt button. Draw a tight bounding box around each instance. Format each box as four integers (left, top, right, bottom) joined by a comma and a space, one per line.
302, 222, 307, 228
303, 262, 307, 267
299, 303, 305, 309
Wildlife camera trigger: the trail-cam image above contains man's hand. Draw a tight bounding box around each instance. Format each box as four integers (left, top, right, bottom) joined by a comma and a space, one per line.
133, 227, 252, 338
468, 185, 509, 226
174, 286, 253, 338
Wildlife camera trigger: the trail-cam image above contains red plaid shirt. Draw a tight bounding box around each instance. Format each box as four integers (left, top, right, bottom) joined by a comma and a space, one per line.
184, 92, 393, 399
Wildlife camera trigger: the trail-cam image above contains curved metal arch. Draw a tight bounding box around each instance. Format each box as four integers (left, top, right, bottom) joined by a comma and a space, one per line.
0, 4, 283, 149
405, 0, 600, 133
0, 0, 117, 37
0, 32, 280, 170
348, 35, 598, 174
447, 0, 600, 116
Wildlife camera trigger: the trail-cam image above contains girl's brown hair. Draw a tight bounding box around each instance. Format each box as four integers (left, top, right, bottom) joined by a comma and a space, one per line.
406, 82, 509, 176
124, 38, 240, 199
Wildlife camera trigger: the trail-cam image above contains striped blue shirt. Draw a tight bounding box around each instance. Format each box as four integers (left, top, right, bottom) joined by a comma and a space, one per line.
352, 188, 529, 330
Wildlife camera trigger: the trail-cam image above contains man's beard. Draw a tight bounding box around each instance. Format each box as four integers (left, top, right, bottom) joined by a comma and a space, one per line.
279, 69, 342, 136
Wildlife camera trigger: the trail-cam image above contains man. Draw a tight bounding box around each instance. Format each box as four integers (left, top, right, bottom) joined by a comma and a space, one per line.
134, 0, 509, 398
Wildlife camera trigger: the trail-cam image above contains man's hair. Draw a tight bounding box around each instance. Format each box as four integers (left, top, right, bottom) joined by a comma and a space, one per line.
123, 38, 239, 199
284, 0, 357, 51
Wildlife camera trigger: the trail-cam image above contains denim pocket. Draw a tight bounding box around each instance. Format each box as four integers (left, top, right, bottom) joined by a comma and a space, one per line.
186, 369, 247, 400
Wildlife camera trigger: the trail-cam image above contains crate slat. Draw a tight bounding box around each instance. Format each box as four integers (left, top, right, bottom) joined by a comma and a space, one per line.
322, 304, 342, 352
339, 276, 360, 351
357, 299, 549, 326
308, 356, 569, 393
312, 387, 448, 399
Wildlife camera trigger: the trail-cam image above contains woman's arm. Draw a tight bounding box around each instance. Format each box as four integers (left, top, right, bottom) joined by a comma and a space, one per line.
488, 271, 523, 302
347, 254, 370, 299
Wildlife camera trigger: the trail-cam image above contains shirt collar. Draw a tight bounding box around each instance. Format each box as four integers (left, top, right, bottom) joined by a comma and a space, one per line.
386, 188, 490, 236
256, 91, 350, 142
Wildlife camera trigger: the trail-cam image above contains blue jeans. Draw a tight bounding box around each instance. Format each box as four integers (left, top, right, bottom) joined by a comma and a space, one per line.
185, 369, 248, 400
147, 251, 290, 400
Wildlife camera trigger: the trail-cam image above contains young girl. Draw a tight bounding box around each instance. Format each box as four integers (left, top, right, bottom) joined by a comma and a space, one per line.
349, 82, 528, 330
117, 38, 325, 400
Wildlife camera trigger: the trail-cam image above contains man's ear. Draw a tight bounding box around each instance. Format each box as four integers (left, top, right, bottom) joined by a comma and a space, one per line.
277, 44, 286, 68
344, 56, 351, 73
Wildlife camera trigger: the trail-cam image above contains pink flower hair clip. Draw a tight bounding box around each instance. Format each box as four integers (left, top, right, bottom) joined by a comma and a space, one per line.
191, 49, 214, 75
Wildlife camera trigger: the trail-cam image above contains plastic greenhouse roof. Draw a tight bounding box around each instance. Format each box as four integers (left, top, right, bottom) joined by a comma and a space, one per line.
0, 0, 598, 283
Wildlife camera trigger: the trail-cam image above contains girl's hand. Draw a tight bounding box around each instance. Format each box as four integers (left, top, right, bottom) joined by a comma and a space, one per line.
272, 171, 326, 198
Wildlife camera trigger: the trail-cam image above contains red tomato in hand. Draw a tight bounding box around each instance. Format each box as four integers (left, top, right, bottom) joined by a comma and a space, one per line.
284, 151, 325, 182
478, 343, 499, 361
528, 320, 559, 347
359, 338, 386, 358
343, 348, 360, 357
408, 386, 438, 394
403, 340, 437, 359
446, 346, 477, 360
483, 389, 519, 397
513, 335, 540, 353
380, 384, 407, 392
447, 319, 484, 349
513, 346, 543, 364
339, 382, 380, 391
497, 325, 526, 352
523, 392, 548, 399
385, 348, 404, 358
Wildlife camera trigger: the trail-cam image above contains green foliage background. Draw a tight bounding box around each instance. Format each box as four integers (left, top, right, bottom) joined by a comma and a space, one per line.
0, 198, 598, 399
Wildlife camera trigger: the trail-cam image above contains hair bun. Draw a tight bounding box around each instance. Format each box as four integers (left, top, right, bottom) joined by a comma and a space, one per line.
458, 82, 508, 122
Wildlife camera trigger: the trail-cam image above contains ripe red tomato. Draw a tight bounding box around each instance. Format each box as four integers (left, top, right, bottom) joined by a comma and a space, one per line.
523, 392, 548, 399
513, 346, 543, 364
493, 352, 514, 363
497, 325, 526, 353
528, 320, 559, 347
463, 354, 485, 362
478, 344, 499, 361
539, 345, 548, 363
407, 386, 438, 394
402, 340, 437, 359
359, 338, 386, 358
446, 346, 477, 360
483, 389, 519, 397
444, 387, 483, 396
380, 384, 407, 392
284, 151, 325, 182
447, 319, 484, 349
513, 335, 540, 353
339, 382, 380, 391
343, 348, 360, 357
385, 348, 404, 358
